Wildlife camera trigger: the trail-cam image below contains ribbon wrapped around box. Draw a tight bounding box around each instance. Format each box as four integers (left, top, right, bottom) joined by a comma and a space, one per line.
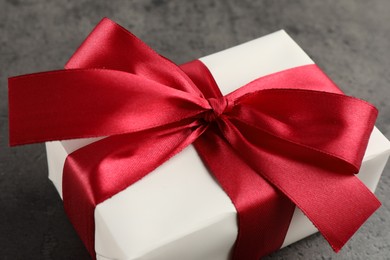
8, 18, 390, 260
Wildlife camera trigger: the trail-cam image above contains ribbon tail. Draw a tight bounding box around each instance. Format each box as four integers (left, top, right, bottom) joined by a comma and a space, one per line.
219, 117, 381, 252
63, 123, 206, 258
194, 125, 295, 259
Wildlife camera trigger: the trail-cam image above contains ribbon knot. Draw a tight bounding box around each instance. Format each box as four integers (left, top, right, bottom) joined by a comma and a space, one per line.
204, 97, 231, 122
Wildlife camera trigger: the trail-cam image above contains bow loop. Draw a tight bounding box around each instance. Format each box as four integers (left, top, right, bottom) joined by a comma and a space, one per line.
230, 88, 378, 171
66, 17, 204, 98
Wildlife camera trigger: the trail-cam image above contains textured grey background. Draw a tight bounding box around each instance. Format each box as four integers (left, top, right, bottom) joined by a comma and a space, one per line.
1, 0, 390, 259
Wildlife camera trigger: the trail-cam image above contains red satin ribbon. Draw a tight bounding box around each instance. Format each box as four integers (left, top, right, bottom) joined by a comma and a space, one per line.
8, 18, 380, 260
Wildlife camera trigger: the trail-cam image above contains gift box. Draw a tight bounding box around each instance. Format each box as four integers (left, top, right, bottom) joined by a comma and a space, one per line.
9, 18, 390, 260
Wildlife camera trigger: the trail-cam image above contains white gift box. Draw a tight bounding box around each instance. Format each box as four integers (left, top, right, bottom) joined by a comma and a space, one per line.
45, 30, 390, 260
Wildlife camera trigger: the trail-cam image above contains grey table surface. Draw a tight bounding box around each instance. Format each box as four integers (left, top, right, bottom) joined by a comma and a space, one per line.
1, 0, 390, 259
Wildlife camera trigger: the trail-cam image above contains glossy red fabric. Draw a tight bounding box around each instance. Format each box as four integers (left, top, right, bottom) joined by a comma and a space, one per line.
8, 18, 380, 260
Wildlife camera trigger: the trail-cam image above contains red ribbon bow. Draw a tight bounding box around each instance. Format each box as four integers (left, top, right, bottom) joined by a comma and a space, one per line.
9, 18, 380, 259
